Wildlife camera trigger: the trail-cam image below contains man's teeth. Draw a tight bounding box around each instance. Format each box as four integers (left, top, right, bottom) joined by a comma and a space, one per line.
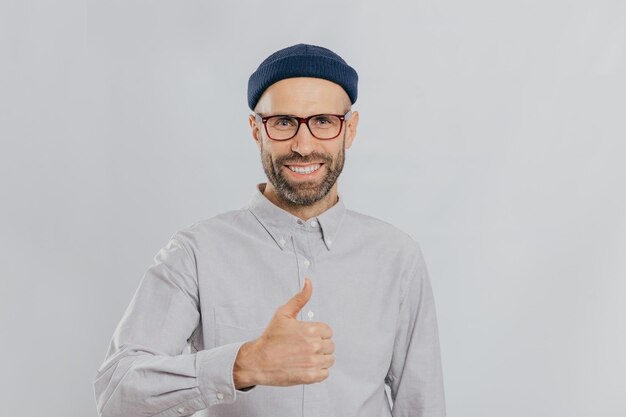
288, 164, 321, 174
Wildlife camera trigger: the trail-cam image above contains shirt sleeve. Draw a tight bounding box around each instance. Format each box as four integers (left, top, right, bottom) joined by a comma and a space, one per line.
93, 235, 256, 417
385, 243, 447, 417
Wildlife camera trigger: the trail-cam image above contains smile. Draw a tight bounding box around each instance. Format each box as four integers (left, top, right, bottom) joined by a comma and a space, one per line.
286, 164, 322, 175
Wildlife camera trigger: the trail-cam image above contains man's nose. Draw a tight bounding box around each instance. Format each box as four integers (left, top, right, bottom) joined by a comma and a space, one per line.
290, 122, 316, 156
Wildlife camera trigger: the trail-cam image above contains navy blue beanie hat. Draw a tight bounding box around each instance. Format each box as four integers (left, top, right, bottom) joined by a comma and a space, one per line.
247, 43, 358, 110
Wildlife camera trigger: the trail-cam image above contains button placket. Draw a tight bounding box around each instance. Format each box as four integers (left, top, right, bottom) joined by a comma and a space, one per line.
292, 229, 318, 323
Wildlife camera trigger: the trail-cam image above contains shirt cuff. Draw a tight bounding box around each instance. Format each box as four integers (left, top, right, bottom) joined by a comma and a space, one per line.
196, 341, 256, 406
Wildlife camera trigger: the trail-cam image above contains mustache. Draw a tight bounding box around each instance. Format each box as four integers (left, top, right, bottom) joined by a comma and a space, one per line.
275, 151, 332, 166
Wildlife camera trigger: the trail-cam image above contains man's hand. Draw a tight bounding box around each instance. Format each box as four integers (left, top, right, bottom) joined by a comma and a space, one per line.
233, 278, 335, 389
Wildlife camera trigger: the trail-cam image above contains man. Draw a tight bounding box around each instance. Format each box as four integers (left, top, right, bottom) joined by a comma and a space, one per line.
93, 43, 446, 417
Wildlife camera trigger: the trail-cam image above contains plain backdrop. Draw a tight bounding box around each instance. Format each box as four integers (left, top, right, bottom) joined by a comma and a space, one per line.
1, 1, 625, 416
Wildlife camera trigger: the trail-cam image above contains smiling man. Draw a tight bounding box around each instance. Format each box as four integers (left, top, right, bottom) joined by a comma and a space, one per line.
93, 43, 446, 417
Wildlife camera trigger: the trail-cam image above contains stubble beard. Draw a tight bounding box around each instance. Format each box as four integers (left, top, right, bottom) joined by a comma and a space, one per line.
260, 136, 345, 207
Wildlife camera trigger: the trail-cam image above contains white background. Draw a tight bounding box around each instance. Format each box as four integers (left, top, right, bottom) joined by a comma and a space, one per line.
1, 1, 625, 416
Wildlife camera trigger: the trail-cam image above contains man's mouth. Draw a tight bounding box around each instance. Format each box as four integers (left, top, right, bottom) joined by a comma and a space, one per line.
285, 163, 323, 175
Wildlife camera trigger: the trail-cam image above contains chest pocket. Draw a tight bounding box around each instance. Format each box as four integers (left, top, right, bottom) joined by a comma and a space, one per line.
213, 305, 270, 346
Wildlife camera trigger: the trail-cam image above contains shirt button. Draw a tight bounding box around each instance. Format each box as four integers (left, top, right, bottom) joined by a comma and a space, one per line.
303, 258, 310, 268
177, 407, 185, 414
307, 310, 315, 319
278, 237, 286, 246
216, 392, 224, 400
297, 219, 304, 225
327, 239, 332, 246
310, 220, 318, 227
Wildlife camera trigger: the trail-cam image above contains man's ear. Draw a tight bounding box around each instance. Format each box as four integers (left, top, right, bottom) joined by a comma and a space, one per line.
248, 114, 262, 148
344, 110, 359, 150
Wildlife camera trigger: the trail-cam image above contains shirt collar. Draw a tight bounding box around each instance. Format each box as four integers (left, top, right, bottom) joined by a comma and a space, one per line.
246, 182, 345, 251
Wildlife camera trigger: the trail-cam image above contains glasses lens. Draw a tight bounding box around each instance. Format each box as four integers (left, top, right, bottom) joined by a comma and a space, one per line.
266, 116, 298, 140
309, 115, 341, 139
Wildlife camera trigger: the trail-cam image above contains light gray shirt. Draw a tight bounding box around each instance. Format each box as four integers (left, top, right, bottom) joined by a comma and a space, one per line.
93, 183, 446, 417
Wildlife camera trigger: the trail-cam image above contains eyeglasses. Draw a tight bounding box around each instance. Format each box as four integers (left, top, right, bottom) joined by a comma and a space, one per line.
255, 110, 352, 141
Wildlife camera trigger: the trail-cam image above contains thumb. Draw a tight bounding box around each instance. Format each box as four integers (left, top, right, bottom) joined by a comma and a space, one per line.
279, 278, 312, 319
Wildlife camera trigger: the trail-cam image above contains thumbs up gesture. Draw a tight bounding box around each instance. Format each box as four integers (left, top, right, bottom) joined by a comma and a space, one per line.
233, 278, 335, 389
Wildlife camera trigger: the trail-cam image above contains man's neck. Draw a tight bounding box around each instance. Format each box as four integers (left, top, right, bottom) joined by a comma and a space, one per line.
261, 182, 339, 221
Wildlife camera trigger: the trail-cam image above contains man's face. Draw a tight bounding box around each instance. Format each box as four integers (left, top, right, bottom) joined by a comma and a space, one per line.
249, 77, 358, 206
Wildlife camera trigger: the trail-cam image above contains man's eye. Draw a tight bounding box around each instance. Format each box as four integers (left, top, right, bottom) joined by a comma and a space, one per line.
273, 118, 295, 127
312, 116, 336, 126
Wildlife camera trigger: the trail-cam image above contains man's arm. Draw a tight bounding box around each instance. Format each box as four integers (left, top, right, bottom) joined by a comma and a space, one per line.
385, 244, 446, 417
92, 236, 255, 417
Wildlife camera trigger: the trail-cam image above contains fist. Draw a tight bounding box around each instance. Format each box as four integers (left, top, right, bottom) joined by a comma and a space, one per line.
233, 278, 336, 388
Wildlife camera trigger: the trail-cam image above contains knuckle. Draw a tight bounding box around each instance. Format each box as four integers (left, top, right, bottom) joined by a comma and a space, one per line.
328, 355, 336, 367
305, 355, 317, 367
305, 369, 318, 383
311, 341, 322, 354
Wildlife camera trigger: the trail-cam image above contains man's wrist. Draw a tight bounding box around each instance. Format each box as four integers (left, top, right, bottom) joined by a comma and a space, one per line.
233, 340, 260, 390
